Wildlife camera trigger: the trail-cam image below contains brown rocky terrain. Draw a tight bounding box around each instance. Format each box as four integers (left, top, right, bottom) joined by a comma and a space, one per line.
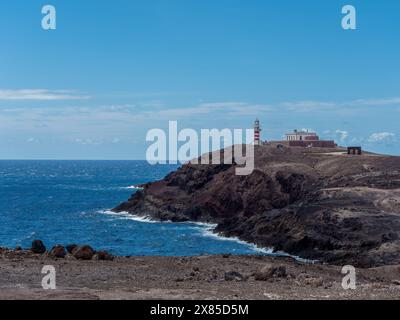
1, 248, 400, 300
114, 145, 400, 268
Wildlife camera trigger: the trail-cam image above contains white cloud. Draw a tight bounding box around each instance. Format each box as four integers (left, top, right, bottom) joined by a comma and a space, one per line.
75, 138, 102, 146
27, 137, 38, 143
281, 101, 336, 110
280, 97, 400, 112
0, 89, 90, 101
335, 130, 349, 142
301, 128, 315, 133
141, 102, 272, 118
352, 98, 400, 106
368, 132, 395, 143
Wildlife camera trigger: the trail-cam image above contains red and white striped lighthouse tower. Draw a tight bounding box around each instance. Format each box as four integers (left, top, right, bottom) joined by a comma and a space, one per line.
254, 119, 262, 146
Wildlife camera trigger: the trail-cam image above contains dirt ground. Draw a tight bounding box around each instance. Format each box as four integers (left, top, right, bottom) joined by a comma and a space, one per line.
1, 253, 400, 300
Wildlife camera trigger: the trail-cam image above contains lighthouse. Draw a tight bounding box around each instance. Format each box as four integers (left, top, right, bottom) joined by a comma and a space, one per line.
254, 119, 262, 146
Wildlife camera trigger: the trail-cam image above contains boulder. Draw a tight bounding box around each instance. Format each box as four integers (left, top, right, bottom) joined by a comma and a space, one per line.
15, 246, 22, 251
254, 264, 287, 281
31, 240, 46, 254
303, 276, 324, 287
92, 251, 114, 261
274, 266, 287, 278
49, 245, 66, 258
295, 273, 325, 287
224, 271, 248, 282
66, 244, 78, 254
392, 280, 400, 286
72, 245, 95, 260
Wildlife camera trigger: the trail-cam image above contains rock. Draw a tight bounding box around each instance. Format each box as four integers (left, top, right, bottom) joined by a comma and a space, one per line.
254, 265, 274, 281
92, 251, 114, 261
72, 245, 95, 260
49, 245, 66, 258
66, 244, 78, 254
297, 274, 324, 287
15, 246, 22, 251
254, 264, 287, 281
31, 240, 46, 254
0, 247, 8, 254
274, 266, 287, 278
304, 277, 324, 287
113, 145, 400, 267
324, 283, 333, 289
392, 280, 400, 286
224, 271, 248, 282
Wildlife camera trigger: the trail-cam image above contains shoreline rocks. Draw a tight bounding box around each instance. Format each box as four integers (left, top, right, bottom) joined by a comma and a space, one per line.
71, 245, 95, 260
66, 244, 78, 254
49, 245, 67, 258
93, 251, 114, 261
1, 241, 113, 262
31, 240, 46, 254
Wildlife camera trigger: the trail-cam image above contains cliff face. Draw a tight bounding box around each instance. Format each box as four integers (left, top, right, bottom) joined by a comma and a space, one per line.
114, 145, 400, 267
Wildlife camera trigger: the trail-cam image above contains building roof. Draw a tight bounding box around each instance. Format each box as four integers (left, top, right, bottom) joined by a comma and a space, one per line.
285, 130, 317, 135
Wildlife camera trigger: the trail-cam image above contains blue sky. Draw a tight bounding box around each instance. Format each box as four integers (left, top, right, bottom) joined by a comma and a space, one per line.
0, 0, 399, 159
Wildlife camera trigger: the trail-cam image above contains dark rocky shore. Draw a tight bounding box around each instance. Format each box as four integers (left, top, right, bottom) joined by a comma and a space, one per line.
114, 145, 400, 268
1, 241, 114, 261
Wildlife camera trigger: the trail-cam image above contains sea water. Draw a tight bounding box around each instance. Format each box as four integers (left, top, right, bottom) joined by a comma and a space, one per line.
0, 160, 273, 256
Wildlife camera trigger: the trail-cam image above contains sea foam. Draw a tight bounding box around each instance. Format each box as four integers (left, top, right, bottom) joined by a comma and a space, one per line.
99, 209, 315, 263
99, 210, 158, 223
122, 185, 144, 190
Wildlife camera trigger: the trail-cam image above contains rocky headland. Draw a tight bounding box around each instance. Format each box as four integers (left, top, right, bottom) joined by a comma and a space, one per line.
114, 145, 400, 268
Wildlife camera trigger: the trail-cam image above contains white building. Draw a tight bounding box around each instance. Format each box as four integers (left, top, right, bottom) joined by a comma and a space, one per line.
285, 130, 319, 141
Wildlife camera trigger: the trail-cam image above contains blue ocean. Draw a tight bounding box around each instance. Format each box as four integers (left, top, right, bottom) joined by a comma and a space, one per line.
0, 160, 270, 256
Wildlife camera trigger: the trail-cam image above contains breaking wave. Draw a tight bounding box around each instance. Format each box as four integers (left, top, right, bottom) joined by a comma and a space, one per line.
121, 185, 144, 190
98, 209, 314, 262
99, 210, 158, 223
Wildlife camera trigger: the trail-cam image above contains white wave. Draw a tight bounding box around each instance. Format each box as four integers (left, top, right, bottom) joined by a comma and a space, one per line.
198, 226, 275, 254
128, 215, 158, 224
187, 221, 218, 229
99, 210, 158, 223
122, 185, 144, 190
196, 224, 315, 263
98, 210, 315, 263
13, 231, 36, 243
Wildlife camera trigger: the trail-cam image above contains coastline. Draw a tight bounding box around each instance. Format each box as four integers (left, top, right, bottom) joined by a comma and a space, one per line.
113, 146, 400, 267
100, 209, 315, 263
